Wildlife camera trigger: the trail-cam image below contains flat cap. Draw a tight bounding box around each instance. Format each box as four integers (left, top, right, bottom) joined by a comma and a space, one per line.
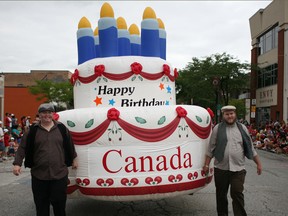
38, 103, 55, 113
221, 105, 236, 112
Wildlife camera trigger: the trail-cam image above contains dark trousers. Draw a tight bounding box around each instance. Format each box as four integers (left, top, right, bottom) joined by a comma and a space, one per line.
32, 175, 68, 216
214, 168, 247, 216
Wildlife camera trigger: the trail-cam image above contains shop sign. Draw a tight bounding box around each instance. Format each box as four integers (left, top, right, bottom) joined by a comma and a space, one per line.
256, 85, 277, 107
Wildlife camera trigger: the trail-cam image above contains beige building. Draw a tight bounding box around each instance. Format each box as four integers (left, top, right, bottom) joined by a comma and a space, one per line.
249, 0, 288, 126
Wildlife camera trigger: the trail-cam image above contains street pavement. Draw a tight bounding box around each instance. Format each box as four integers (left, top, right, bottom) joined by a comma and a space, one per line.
1, 150, 288, 216
0, 157, 30, 187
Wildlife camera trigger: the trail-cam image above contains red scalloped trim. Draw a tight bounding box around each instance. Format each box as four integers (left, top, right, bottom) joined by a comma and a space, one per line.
67, 184, 78, 194
69, 107, 211, 145
67, 176, 213, 196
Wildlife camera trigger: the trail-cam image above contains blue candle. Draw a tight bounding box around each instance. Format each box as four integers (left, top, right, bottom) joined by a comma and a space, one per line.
94, 27, 101, 58
158, 18, 166, 60
98, 3, 118, 57
141, 7, 160, 57
117, 17, 131, 56
129, 24, 141, 56
77, 17, 96, 65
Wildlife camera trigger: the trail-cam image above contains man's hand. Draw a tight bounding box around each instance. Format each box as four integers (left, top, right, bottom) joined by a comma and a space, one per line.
203, 155, 211, 175
253, 155, 262, 175
257, 163, 262, 175
13, 165, 21, 176
202, 164, 209, 175
72, 158, 78, 169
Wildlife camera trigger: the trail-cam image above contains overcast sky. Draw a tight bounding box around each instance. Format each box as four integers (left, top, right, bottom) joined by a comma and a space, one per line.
0, 1, 272, 73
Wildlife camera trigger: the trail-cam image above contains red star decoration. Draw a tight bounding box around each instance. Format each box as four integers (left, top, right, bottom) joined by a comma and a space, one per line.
159, 83, 164, 90
94, 96, 102, 106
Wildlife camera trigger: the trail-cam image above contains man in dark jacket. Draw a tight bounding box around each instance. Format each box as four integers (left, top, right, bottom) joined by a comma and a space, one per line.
13, 103, 78, 216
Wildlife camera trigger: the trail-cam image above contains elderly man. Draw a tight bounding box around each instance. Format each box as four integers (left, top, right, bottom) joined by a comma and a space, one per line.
13, 103, 78, 216
203, 105, 262, 216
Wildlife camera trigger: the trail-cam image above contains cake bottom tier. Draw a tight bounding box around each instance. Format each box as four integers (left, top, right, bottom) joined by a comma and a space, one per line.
57, 105, 213, 201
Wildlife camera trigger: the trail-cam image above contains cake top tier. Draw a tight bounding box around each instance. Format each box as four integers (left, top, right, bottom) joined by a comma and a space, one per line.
72, 56, 177, 109
77, 2, 167, 65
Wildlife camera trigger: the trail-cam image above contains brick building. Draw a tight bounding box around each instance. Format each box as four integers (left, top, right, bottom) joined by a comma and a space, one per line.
249, 0, 288, 126
1, 70, 71, 122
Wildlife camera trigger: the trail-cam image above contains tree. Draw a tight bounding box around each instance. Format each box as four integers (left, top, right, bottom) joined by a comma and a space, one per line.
29, 80, 74, 111
176, 53, 250, 118
228, 98, 247, 120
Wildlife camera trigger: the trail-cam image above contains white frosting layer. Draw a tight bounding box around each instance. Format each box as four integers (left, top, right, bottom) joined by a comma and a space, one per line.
74, 56, 176, 109
58, 105, 212, 200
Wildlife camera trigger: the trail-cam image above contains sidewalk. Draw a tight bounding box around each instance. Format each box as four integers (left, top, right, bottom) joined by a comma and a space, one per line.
0, 157, 30, 187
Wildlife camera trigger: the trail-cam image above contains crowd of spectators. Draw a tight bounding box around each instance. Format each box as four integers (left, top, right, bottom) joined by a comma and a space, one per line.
0, 112, 39, 162
1, 112, 287, 162
245, 119, 288, 154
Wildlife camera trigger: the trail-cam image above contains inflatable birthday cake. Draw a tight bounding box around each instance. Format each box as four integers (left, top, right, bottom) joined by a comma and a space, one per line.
57, 2, 213, 201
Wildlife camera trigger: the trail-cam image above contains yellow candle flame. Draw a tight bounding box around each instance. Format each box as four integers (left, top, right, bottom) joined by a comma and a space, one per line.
143, 7, 156, 20
128, 24, 140, 35
157, 18, 165, 29
100, 2, 114, 18
117, 17, 127, 29
94, 27, 99, 36
78, 17, 91, 29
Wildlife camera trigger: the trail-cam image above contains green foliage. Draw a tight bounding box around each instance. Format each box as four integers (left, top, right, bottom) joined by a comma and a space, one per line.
29, 80, 74, 111
176, 52, 250, 113
228, 99, 247, 120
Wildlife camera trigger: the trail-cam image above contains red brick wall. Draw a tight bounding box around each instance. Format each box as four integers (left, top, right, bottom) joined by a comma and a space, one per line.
4, 87, 46, 121
271, 28, 284, 121
250, 47, 258, 124
250, 47, 258, 99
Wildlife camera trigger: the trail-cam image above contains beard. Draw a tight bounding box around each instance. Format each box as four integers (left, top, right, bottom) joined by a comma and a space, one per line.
225, 118, 237, 125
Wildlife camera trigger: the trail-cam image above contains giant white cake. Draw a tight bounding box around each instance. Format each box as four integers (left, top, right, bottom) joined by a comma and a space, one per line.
56, 2, 213, 201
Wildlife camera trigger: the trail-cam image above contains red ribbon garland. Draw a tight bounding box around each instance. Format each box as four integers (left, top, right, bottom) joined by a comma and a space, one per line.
68, 107, 211, 145
70, 62, 177, 86
70, 69, 79, 85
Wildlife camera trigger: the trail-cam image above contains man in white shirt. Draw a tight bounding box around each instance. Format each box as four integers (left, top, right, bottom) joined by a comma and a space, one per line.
203, 105, 262, 216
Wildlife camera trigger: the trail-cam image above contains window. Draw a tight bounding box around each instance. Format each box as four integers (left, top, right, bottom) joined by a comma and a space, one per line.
258, 24, 279, 55
257, 64, 278, 88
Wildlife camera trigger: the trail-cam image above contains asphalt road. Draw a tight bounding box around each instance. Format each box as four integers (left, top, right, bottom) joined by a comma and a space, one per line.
1, 150, 287, 216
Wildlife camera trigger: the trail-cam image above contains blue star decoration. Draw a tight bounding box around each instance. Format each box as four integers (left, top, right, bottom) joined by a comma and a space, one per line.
109, 99, 115, 106
166, 85, 172, 93
165, 100, 170, 105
